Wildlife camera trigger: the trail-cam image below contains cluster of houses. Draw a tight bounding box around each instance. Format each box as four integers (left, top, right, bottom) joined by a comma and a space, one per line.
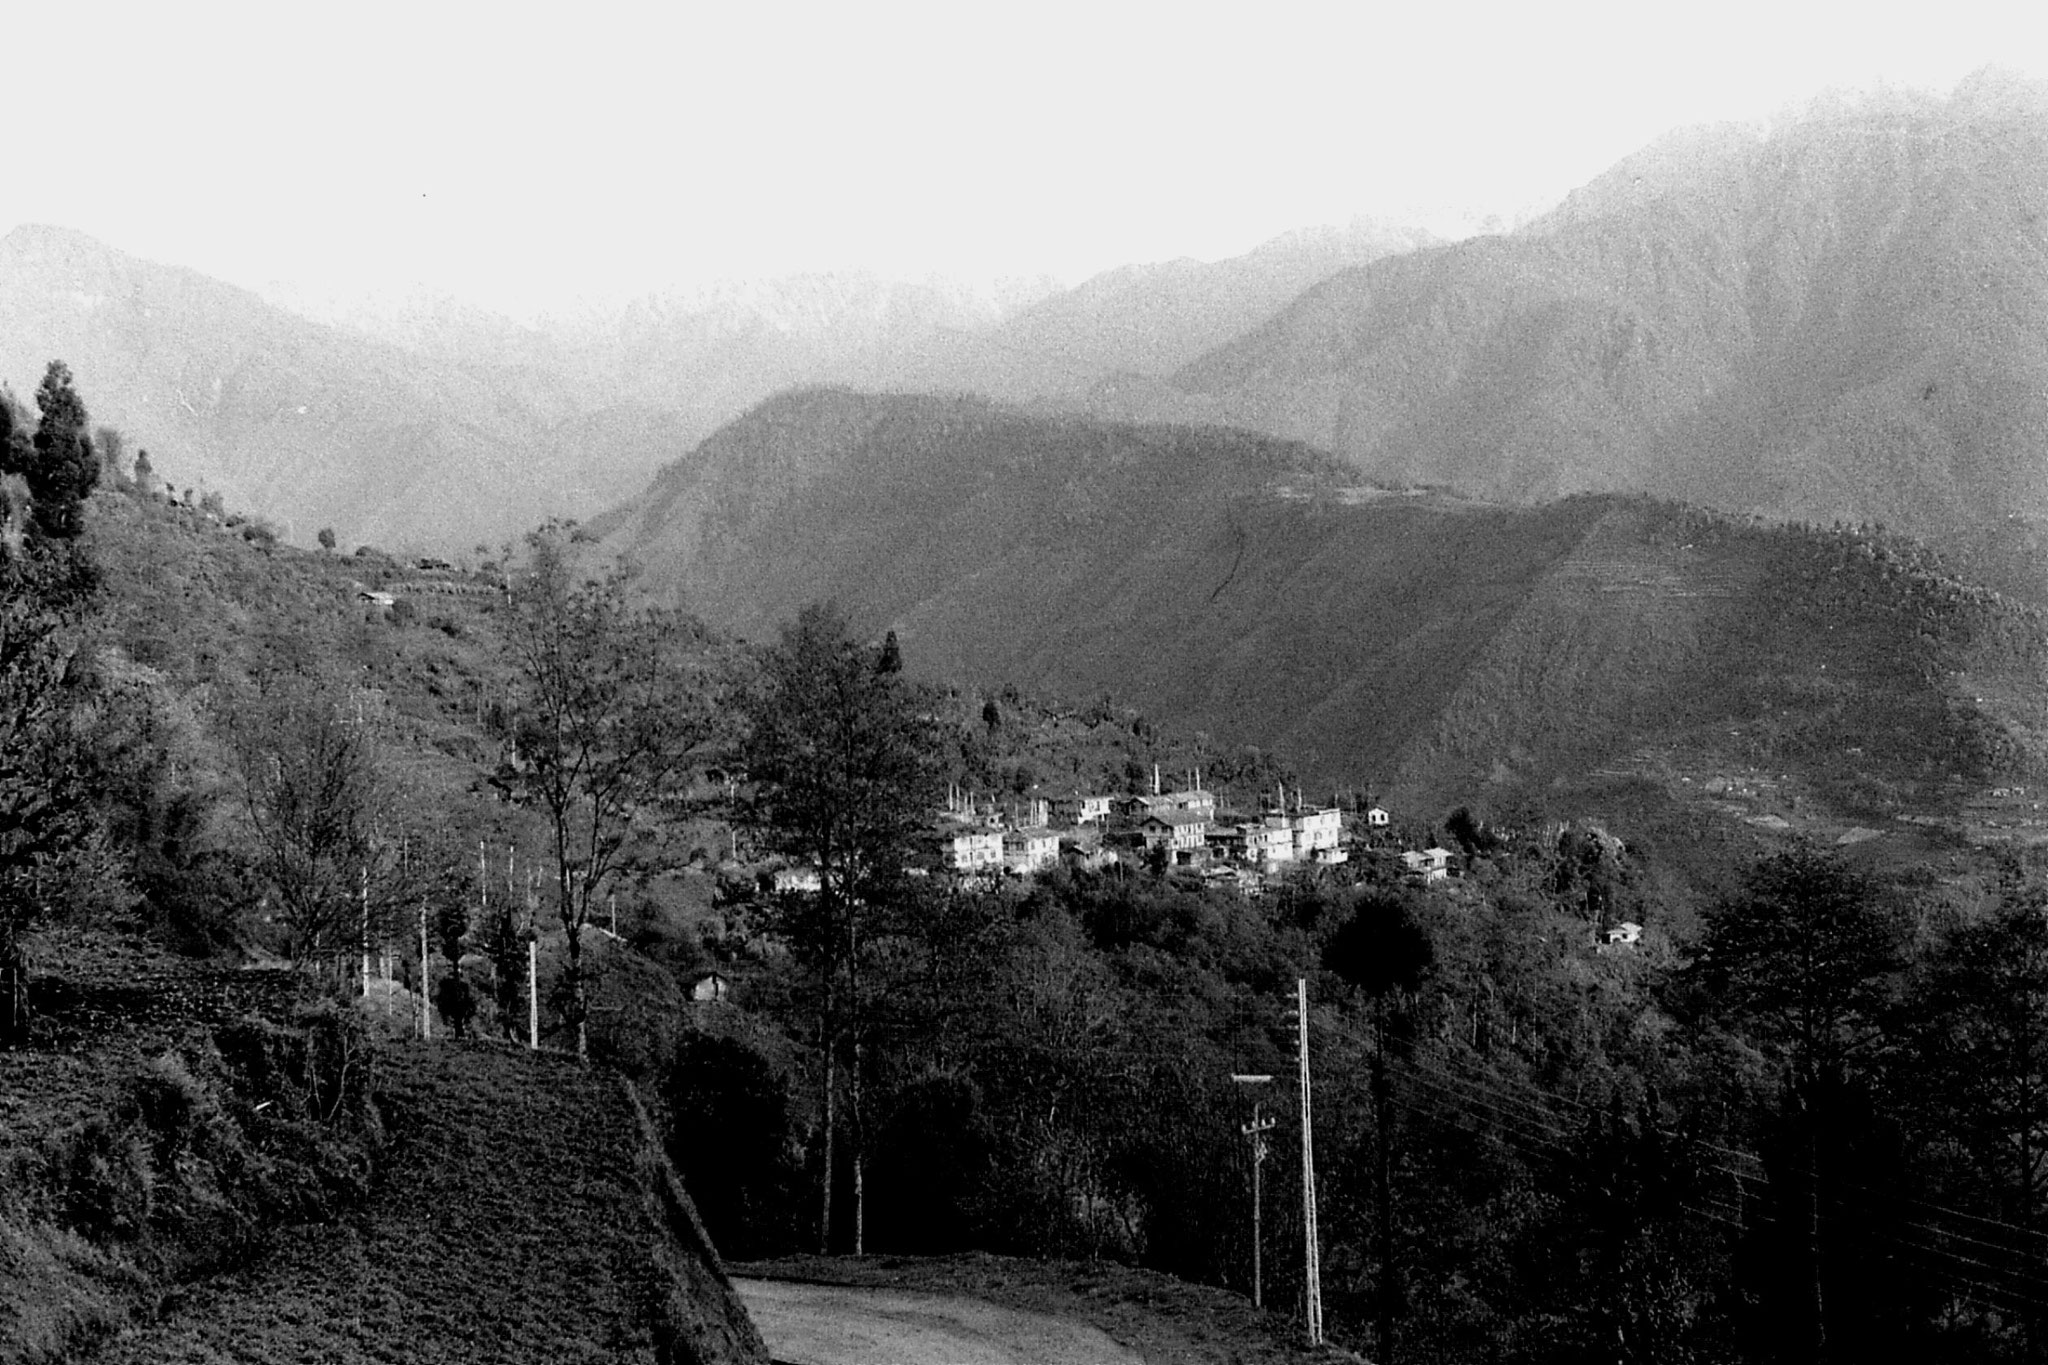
929, 770, 1450, 890
758, 767, 1470, 900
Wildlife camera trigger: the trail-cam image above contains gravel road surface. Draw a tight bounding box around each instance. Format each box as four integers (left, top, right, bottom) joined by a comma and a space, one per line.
735, 1277, 1145, 1365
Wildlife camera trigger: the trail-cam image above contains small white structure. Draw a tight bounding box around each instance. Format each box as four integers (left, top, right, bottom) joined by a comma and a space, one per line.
1366, 806, 1391, 829
947, 828, 1004, 872
1138, 811, 1210, 861
688, 971, 732, 1004
1003, 827, 1060, 876
1603, 922, 1643, 947
1401, 847, 1453, 883
771, 866, 821, 895
1290, 806, 1343, 859
1050, 793, 1114, 825
1240, 818, 1296, 870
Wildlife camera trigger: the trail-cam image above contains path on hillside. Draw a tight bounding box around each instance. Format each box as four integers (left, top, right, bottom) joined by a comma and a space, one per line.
736, 1278, 1144, 1365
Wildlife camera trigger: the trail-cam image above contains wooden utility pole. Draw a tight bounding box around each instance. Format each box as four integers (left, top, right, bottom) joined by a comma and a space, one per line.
1232, 1073, 1277, 1309
1297, 978, 1324, 1345
359, 865, 372, 1000
419, 902, 431, 1041
527, 936, 539, 1050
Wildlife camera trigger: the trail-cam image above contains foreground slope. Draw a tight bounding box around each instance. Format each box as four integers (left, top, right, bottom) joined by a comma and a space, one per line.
603, 390, 2048, 829
82, 1042, 767, 1365
1098, 73, 2048, 585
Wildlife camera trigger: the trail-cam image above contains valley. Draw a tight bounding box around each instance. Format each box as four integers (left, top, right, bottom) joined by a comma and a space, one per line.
2, 61, 2047, 1365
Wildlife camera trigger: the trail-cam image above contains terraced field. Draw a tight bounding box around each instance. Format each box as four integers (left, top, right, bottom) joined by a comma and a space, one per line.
78, 1040, 766, 1365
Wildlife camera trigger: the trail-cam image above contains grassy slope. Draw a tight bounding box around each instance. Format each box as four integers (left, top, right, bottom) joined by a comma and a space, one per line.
80, 1041, 766, 1365
1, 496, 760, 1361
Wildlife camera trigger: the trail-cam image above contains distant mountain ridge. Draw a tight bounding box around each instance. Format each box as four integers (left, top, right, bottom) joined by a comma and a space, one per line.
0, 225, 669, 552
1094, 71, 2048, 587
881, 218, 1438, 402
0, 216, 1437, 552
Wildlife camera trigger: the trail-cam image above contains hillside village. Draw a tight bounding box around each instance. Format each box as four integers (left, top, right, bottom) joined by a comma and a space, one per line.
764, 769, 1454, 900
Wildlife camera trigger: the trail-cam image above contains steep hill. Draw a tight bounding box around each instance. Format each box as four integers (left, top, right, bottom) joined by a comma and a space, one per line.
0, 227, 675, 553
79, 1040, 767, 1365
602, 390, 2048, 840
1095, 73, 2048, 592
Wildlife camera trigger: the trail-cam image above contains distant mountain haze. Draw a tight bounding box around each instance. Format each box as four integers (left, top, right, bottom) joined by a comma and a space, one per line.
0, 225, 664, 552
880, 219, 1440, 402
1096, 72, 2048, 586
10, 72, 2042, 574
0, 218, 1439, 552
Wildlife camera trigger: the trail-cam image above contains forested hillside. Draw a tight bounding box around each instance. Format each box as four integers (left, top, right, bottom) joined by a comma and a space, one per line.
600, 388, 2048, 859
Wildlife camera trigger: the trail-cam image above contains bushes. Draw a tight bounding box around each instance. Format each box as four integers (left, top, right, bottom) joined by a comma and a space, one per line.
45, 1005, 382, 1266
658, 1032, 805, 1259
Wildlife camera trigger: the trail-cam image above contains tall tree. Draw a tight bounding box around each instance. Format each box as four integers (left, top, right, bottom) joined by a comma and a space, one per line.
0, 540, 102, 1039
497, 523, 716, 1057
736, 601, 942, 1253
1905, 884, 2048, 1357
27, 361, 97, 541
1690, 844, 1905, 1364
1326, 891, 1435, 1364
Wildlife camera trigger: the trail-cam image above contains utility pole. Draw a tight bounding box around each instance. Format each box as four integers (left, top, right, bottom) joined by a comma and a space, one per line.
528, 935, 540, 1050
1297, 978, 1324, 1345
419, 902, 431, 1041
360, 865, 372, 1000
1231, 1073, 1277, 1308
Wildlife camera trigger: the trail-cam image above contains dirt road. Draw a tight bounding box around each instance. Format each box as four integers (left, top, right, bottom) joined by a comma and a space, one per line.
735, 1277, 1146, 1365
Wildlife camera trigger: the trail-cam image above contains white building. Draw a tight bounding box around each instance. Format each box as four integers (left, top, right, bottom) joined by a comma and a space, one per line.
771, 866, 821, 894
1050, 793, 1114, 825
1291, 807, 1343, 860
947, 829, 1004, 872
1003, 827, 1061, 876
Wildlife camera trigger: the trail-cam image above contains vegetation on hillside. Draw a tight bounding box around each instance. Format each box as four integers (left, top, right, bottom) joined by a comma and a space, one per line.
9, 364, 2048, 1364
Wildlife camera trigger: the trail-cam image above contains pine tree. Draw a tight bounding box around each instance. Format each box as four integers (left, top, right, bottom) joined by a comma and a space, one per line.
29, 362, 97, 540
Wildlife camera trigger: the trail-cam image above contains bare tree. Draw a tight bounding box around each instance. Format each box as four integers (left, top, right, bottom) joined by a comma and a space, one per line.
229, 679, 401, 968
496, 523, 718, 1056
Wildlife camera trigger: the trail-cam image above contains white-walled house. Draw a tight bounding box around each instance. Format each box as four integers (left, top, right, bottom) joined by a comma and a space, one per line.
1003, 827, 1060, 876
1050, 793, 1114, 825
947, 829, 1004, 872
1138, 811, 1211, 862
1401, 847, 1454, 882
1241, 818, 1296, 870
1291, 807, 1343, 861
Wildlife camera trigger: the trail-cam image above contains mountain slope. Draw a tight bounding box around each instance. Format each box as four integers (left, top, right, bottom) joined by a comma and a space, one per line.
0, 226, 674, 553
603, 391, 2048, 828
885, 220, 1437, 403
1095, 73, 2048, 585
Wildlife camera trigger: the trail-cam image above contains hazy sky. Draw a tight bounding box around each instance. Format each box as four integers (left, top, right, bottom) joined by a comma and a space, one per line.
7, 0, 2044, 322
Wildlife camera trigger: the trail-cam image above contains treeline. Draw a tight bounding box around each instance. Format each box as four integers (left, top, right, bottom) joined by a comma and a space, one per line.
679, 817, 2048, 1365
